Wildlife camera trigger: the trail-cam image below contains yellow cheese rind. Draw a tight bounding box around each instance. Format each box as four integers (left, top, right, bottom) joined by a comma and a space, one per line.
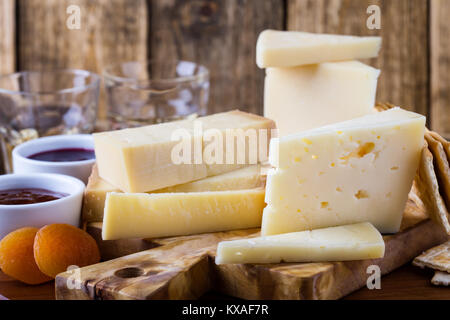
256, 30, 381, 68
102, 188, 266, 240
94, 110, 275, 192
82, 165, 264, 222
262, 108, 425, 235
264, 61, 380, 136
215, 222, 385, 264
82, 165, 121, 222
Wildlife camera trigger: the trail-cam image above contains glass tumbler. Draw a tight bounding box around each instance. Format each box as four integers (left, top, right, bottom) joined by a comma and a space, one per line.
0, 69, 100, 173
104, 60, 209, 129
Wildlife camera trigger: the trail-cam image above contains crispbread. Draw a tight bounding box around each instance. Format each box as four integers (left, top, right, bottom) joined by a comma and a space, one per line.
425, 132, 450, 208
413, 240, 450, 273
414, 142, 450, 235
429, 131, 450, 161
431, 271, 450, 286
375, 102, 395, 112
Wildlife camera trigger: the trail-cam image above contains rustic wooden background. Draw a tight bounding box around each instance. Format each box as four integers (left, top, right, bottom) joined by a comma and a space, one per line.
0, 0, 448, 138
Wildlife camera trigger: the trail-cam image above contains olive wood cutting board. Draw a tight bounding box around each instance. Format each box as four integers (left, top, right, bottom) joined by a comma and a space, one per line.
55, 197, 448, 300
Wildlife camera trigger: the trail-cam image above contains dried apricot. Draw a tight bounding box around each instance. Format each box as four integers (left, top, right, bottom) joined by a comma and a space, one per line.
34, 224, 100, 278
0, 227, 52, 285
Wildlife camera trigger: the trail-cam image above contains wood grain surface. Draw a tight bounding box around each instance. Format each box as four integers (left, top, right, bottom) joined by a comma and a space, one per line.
430, 0, 450, 138
2, 264, 450, 300
0, 0, 15, 75
55, 198, 448, 300
287, 0, 429, 119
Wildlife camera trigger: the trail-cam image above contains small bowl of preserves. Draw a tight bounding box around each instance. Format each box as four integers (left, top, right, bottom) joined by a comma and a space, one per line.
12, 134, 95, 184
0, 173, 84, 239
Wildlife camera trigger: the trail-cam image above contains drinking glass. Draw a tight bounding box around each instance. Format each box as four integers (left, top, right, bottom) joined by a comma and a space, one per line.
103, 60, 209, 129
0, 69, 100, 173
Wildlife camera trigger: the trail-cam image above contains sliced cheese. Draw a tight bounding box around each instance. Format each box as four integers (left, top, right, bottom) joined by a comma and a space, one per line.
256, 30, 381, 68
157, 164, 263, 193
262, 107, 425, 236
264, 61, 380, 136
215, 222, 385, 264
82, 164, 264, 222
102, 188, 266, 240
94, 110, 275, 192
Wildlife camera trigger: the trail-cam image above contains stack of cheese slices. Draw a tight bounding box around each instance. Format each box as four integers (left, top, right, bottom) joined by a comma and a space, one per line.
219, 30, 425, 264
85, 30, 431, 266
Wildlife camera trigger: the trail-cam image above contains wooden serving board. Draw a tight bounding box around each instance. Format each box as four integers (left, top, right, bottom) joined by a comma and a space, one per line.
55, 197, 448, 300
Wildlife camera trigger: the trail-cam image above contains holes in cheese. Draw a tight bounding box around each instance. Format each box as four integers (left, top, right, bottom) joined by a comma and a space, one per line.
262, 108, 425, 236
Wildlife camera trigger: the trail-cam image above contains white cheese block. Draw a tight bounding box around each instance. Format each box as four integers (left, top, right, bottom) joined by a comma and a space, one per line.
264, 61, 380, 136
102, 188, 266, 240
83, 164, 264, 222
215, 222, 385, 264
94, 110, 275, 192
262, 107, 425, 236
256, 30, 381, 68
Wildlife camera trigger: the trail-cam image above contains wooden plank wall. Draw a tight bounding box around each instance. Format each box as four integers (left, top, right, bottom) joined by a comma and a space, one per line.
0, 0, 15, 75
430, 0, 450, 138
0, 0, 448, 136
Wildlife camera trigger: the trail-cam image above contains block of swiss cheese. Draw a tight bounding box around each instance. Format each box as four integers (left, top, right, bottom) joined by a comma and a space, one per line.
262, 107, 425, 235
94, 110, 275, 192
256, 30, 381, 68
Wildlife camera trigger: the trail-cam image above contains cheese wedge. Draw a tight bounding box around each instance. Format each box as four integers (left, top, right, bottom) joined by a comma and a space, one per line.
215, 222, 385, 264
262, 107, 425, 236
102, 188, 266, 240
94, 110, 275, 192
256, 30, 381, 68
82, 164, 264, 222
264, 61, 380, 136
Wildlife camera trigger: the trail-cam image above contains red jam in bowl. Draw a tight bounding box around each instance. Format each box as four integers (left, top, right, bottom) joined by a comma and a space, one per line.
28, 148, 95, 162
0, 188, 68, 205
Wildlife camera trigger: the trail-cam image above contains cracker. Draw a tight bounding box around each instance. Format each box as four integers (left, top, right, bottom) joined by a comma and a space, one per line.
413, 240, 450, 273
431, 271, 450, 286
425, 132, 450, 208
429, 131, 450, 161
414, 141, 450, 235
375, 102, 396, 112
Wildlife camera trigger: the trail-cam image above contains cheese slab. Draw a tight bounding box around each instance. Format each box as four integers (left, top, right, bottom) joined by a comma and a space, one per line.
102, 188, 266, 240
94, 110, 275, 192
262, 107, 425, 236
82, 164, 264, 222
215, 222, 384, 264
256, 30, 381, 68
264, 61, 380, 136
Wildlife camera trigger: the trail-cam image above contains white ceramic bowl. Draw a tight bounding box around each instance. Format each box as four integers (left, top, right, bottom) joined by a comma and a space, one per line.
0, 173, 85, 239
12, 134, 95, 184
